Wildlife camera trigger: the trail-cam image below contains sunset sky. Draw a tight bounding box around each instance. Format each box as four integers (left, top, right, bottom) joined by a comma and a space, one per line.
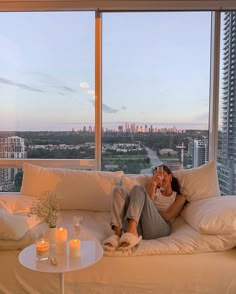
0, 11, 213, 131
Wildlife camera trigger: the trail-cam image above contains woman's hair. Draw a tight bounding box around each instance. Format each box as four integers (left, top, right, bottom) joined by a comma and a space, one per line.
154, 165, 181, 195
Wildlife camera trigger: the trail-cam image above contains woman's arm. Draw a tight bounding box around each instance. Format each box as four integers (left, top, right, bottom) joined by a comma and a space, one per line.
159, 194, 186, 221
146, 173, 162, 200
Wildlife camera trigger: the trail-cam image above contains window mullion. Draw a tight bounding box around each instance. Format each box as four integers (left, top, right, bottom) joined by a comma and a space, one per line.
95, 11, 102, 170
209, 11, 221, 161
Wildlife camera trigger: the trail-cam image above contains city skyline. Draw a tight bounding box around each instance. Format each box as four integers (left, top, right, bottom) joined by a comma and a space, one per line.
72, 122, 201, 132
0, 11, 211, 131
0, 121, 206, 133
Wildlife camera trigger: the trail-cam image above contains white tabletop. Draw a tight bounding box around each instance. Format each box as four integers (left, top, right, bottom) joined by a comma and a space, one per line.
18, 240, 103, 274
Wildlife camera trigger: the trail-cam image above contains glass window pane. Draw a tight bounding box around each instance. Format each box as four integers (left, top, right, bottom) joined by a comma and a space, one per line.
102, 12, 211, 174
0, 11, 95, 158
0, 11, 95, 191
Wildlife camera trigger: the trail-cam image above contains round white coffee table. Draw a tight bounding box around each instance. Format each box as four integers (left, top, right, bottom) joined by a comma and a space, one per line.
19, 240, 103, 294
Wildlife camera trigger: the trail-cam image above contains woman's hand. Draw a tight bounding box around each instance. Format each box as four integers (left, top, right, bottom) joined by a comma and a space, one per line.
151, 173, 162, 187
146, 177, 159, 200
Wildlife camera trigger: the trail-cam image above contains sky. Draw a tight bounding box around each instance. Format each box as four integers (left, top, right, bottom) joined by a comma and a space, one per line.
0, 11, 213, 131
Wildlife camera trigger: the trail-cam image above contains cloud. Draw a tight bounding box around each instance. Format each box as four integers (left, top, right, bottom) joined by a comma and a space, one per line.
62, 86, 77, 93
88, 90, 95, 95
0, 77, 44, 93
121, 106, 126, 110
31, 72, 77, 95
89, 99, 119, 113
103, 104, 119, 113
80, 82, 89, 88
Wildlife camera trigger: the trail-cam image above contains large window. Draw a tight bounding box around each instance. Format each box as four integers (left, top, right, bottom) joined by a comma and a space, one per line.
102, 12, 211, 174
0, 12, 95, 191
1, 7, 234, 194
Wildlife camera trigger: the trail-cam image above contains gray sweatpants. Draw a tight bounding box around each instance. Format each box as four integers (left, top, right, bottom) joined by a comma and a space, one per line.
111, 185, 171, 240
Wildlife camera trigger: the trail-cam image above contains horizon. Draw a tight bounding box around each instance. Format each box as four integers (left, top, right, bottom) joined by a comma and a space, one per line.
0, 120, 208, 132
0, 122, 208, 133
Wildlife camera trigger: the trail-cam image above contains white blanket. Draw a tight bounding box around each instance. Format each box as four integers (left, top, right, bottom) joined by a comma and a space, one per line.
59, 210, 236, 257
1, 210, 235, 255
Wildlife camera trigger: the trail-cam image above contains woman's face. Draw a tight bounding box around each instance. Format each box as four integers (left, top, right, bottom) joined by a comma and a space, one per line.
154, 168, 172, 189
161, 171, 172, 189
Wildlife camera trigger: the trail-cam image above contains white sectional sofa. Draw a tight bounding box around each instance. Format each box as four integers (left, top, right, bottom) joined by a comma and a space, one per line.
0, 161, 236, 294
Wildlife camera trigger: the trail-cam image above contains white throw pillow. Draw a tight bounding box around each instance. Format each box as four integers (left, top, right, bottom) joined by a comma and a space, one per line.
0, 211, 40, 240
20, 163, 124, 211
0, 194, 34, 213
173, 161, 220, 201
181, 196, 236, 235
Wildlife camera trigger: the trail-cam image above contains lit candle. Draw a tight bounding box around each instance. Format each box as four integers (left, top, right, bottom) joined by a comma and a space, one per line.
56, 227, 67, 242
69, 239, 80, 257
56, 227, 68, 254
36, 239, 50, 261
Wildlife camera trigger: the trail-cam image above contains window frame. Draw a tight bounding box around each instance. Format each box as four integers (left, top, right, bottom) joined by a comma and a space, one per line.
0, 1, 236, 12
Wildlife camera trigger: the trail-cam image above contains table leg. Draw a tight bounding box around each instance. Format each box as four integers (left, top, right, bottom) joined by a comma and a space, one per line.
60, 272, 64, 294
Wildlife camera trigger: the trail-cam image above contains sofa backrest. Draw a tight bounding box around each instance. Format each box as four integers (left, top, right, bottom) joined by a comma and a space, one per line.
20, 161, 220, 212
21, 163, 124, 212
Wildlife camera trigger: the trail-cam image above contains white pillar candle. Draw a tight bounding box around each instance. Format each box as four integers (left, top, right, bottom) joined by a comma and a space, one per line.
56, 227, 67, 254
36, 239, 50, 261
69, 239, 80, 257
56, 227, 67, 242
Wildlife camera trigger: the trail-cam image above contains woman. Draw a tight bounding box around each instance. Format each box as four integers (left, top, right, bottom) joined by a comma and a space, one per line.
103, 165, 186, 252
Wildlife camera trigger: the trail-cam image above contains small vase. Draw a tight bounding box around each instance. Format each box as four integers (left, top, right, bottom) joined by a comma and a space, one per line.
46, 227, 57, 248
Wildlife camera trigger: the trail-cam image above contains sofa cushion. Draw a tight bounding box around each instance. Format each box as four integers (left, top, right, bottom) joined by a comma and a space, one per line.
181, 196, 236, 235
20, 163, 124, 211
0, 194, 34, 213
0, 210, 41, 240
121, 174, 152, 191
173, 161, 220, 201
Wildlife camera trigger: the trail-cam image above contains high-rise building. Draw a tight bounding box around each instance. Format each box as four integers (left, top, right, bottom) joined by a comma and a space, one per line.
192, 138, 208, 168
131, 123, 136, 133
125, 123, 130, 132
218, 12, 236, 195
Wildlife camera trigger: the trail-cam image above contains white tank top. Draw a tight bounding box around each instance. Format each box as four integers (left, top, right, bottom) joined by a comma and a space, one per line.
153, 189, 177, 212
